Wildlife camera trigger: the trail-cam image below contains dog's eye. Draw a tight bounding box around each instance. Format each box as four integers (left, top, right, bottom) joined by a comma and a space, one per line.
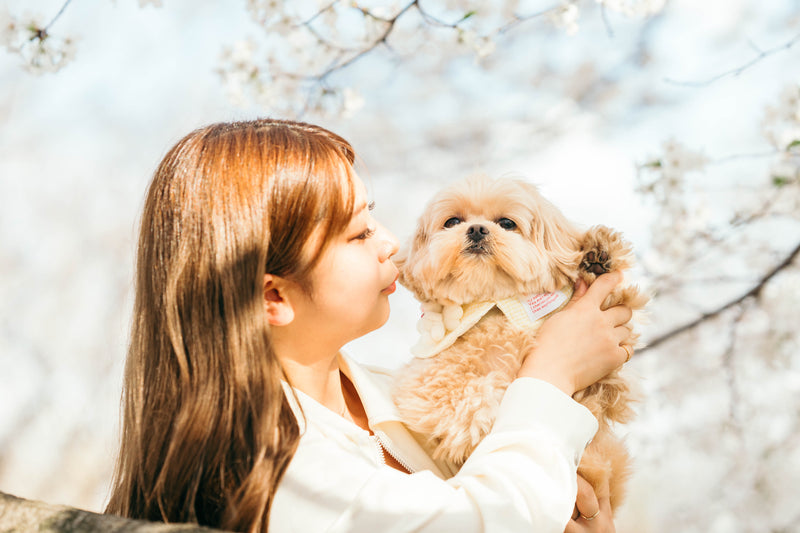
444, 217, 462, 228
496, 218, 517, 231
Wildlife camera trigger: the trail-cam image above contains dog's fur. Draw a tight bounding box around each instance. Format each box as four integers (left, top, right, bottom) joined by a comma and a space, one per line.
392, 175, 648, 511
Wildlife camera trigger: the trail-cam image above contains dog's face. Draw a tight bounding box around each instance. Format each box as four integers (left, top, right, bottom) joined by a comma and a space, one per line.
395, 175, 583, 304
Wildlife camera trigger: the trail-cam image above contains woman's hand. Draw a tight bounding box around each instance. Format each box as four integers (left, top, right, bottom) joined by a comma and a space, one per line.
517, 272, 632, 395
565, 476, 615, 533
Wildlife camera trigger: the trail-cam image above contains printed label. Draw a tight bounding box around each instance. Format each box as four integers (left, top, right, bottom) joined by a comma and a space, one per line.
518, 291, 570, 322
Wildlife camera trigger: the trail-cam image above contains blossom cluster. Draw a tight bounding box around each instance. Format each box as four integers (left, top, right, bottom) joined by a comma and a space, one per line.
218, 0, 666, 117
637, 139, 710, 273
637, 85, 800, 285
0, 7, 76, 75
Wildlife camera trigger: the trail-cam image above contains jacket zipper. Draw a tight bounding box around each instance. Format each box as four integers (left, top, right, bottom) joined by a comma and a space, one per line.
372, 431, 416, 473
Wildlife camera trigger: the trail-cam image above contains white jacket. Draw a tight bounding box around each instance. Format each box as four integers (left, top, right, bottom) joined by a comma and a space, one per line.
270, 353, 598, 533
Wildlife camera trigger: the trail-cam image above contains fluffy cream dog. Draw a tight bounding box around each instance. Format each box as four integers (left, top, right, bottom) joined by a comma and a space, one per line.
392, 175, 648, 511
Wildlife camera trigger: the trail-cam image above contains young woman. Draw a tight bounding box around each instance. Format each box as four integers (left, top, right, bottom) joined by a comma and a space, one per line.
106, 119, 632, 533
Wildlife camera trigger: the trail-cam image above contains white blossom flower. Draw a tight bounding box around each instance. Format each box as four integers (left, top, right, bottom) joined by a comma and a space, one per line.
597, 0, 666, 17
455, 28, 496, 60
761, 269, 800, 337
247, 0, 287, 26
1, 10, 77, 74
657, 139, 709, 182
548, 2, 580, 36
0, 7, 20, 48
341, 87, 365, 118
230, 38, 257, 66
363, 10, 391, 43
442, 0, 478, 12
218, 39, 264, 107
774, 84, 800, 123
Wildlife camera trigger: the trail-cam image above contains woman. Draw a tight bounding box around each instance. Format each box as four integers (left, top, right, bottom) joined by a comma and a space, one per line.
106, 119, 630, 532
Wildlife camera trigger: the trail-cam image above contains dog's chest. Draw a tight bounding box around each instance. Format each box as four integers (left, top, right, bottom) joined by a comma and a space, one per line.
449, 308, 538, 373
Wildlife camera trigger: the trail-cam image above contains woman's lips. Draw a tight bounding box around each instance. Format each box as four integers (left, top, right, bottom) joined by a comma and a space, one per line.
382, 274, 398, 295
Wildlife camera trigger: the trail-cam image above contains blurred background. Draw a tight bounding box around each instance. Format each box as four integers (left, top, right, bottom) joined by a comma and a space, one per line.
1, 1, 798, 532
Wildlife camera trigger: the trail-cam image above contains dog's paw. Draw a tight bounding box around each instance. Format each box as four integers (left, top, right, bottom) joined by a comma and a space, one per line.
580, 226, 634, 276
582, 249, 612, 275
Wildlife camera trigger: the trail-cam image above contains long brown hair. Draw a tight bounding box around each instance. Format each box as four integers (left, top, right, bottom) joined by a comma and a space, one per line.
106, 119, 358, 531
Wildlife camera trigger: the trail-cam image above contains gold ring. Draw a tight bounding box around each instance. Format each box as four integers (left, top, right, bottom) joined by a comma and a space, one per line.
622, 344, 633, 363
581, 509, 600, 521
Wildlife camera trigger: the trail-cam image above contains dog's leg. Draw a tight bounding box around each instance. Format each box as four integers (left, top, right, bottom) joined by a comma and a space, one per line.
577, 429, 631, 513
572, 226, 645, 514
578, 225, 648, 332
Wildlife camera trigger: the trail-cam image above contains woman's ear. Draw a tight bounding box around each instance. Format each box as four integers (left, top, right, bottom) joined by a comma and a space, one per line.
263, 274, 295, 326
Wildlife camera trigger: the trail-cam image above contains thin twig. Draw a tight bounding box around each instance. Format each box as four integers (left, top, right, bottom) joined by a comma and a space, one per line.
44, 0, 74, 33
640, 240, 800, 353
600, 3, 614, 38
303, 0, 339, 26
708, 149, 780, 165
497, 5, 560, 35
415, 0, 462, 28
664, 32, 800, 87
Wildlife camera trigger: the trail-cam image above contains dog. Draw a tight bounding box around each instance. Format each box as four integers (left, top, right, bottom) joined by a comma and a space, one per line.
392, 174, 648, 511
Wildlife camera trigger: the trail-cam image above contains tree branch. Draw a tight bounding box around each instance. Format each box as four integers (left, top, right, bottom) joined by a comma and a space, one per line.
640, 239, 800, 353
316, 0, 417, 83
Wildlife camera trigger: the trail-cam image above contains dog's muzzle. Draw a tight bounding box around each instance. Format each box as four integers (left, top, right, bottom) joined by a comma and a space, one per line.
464, 224, 490, 254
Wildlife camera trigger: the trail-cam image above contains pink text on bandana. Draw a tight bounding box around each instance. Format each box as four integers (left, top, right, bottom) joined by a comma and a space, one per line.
518, 291, 570, 323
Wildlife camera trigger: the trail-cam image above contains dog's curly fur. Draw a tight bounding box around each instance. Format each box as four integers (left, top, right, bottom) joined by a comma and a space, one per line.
392, 175, 648, 512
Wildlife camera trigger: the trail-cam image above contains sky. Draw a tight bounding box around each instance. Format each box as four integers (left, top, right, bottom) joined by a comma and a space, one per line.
1, 1, 799, 530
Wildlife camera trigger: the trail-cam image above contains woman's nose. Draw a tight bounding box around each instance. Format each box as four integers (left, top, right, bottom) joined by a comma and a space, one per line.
378, 224, 400, 261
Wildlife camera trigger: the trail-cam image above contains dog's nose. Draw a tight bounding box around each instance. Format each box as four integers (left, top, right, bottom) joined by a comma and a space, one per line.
466, 224, 489, 242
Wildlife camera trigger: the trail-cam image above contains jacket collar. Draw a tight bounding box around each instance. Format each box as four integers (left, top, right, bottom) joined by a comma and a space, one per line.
283, 352, 447, 478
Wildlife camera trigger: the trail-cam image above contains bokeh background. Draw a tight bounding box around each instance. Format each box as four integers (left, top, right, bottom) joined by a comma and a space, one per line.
1, 1, 799, 532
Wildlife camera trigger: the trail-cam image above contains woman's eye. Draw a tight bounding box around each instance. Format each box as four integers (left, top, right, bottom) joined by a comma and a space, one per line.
444, 217, 462, 228
354, 227, 376, 240
497, 218, 517, 231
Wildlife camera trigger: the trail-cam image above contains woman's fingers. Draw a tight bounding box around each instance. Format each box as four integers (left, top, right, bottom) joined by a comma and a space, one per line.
564, 477, 616, 533
605, 304, 633, 327
582, 271, 622, 306
576, 476, 600, 519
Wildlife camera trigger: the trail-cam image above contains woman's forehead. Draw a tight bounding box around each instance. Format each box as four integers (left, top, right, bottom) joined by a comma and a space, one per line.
351, 173, 370, 211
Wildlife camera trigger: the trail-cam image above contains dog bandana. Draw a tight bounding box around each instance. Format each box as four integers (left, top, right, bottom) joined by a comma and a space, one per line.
411, 286, 574, 359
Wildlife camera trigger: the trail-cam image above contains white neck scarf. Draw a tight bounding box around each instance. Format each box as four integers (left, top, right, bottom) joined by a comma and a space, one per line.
411, 286, 574, 359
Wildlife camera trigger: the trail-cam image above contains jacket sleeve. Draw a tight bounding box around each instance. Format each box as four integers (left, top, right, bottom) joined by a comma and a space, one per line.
327, 378, 598, 533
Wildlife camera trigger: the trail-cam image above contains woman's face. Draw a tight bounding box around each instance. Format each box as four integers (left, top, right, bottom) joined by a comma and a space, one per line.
290, 174, 400, 349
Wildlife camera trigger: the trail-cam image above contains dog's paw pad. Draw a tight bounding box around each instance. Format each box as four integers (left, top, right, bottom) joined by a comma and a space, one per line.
582, 249, 611, 275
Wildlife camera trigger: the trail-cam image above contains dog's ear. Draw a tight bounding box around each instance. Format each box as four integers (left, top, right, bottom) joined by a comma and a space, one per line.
538, 200, 581, 256
518, 180, 582, 272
